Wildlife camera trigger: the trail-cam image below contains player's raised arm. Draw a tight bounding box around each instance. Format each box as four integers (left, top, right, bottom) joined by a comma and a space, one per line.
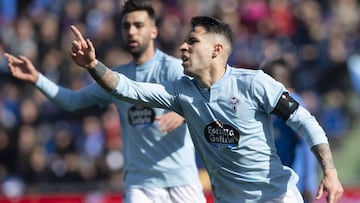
69, 25, 120, 92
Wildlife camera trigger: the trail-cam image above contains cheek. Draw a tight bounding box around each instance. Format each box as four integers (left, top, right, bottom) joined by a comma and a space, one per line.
200, 44, 214, 57
197, 50, 212, 63
140, 30, 153, 42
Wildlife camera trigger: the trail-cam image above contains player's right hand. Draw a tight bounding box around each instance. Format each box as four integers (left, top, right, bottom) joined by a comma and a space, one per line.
4, 53, 39, 84
69, 25, 98, 69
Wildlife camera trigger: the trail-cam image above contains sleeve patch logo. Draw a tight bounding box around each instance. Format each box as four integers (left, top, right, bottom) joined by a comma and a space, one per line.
204, 121, 240, 149
128, 105, 155, 130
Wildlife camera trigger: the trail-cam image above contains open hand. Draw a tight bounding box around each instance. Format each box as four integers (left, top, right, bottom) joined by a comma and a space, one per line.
4, 53, 39, 83
316, 169, 344, 203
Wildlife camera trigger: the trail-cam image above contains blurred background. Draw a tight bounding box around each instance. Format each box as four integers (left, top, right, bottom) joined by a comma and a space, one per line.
0, 0, 360, 202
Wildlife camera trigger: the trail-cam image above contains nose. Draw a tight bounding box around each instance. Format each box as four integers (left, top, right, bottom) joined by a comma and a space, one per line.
127, 25, 137, 35
179, 42, 188, 53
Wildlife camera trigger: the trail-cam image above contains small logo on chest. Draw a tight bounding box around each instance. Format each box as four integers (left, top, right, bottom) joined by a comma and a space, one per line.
229, 96, 239, 114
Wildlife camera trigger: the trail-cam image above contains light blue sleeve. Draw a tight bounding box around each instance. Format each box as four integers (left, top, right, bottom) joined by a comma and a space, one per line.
251, 70, 328, 147
287, 92, 328, 146
35, 73, 112, 111
111, 73, 179, 111
251, 70, 285, 113
286, 106, 328, 147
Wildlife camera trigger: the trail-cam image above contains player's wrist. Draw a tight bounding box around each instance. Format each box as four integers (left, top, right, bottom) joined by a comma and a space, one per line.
83, 59, 98, 70
323, 168, 338, 177
31, 71, 40, 84
87, 61, 106, 81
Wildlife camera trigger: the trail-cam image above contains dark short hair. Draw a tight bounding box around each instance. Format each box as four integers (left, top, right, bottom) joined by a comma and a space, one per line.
191, 16, 234, 51
120, 0, 156, 22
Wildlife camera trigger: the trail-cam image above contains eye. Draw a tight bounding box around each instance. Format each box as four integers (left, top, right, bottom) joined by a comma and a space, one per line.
134, 22, 144, 29
186, 37, 198, 45
121, 22, 144, 30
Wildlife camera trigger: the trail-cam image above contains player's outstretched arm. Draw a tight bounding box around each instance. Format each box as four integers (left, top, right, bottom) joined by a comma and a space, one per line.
312, 143, 344, 203
4, 53, 39, 84
69, 25, 119, 92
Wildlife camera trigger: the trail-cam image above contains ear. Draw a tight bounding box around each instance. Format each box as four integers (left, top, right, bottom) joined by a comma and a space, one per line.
212, 44, 223, 58
151, 25, 158, 40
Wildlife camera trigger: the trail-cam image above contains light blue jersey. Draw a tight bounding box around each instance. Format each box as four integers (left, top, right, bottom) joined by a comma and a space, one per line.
111, 65, 328, 202
35, 50, 202, 190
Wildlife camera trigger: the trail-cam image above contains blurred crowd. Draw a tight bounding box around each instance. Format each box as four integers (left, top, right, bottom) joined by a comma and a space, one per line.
0, 0, 359, 198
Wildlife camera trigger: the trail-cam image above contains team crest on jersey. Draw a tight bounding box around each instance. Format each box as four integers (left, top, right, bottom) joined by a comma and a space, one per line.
229, 96, 239, 114
204, 121, 240, 149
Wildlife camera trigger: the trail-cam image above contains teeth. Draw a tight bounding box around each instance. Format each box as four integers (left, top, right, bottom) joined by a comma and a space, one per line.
181, 56, 188, 62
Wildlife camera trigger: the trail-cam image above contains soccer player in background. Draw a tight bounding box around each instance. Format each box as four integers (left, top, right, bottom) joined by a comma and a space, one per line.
4, 0, 206, 202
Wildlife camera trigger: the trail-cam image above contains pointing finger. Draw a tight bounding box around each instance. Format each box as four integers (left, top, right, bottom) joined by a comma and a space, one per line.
70, 25, 87, 48
4, 53, 21, 63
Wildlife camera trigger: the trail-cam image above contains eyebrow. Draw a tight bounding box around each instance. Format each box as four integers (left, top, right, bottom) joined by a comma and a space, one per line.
121, 21, 146, 27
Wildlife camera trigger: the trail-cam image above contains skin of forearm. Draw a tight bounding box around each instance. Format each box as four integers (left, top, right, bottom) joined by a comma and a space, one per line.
88, 61, 119, 92
311, 143, 336, 173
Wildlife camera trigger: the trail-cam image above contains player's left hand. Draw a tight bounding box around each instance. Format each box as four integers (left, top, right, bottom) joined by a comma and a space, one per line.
316, 169, 344, 203
156, 112, 185, 134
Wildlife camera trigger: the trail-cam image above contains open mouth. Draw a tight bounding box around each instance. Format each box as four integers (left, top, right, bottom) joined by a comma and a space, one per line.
181, 55, 189, 63
128, 40, 139, 47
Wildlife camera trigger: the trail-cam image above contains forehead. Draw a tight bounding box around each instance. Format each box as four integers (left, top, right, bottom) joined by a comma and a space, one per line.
187, 26, 208, 38
121, 10, 152, 24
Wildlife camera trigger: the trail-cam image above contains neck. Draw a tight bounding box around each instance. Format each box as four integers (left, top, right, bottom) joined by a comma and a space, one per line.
133, 46, 156, 65
197, 63, 227, 88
